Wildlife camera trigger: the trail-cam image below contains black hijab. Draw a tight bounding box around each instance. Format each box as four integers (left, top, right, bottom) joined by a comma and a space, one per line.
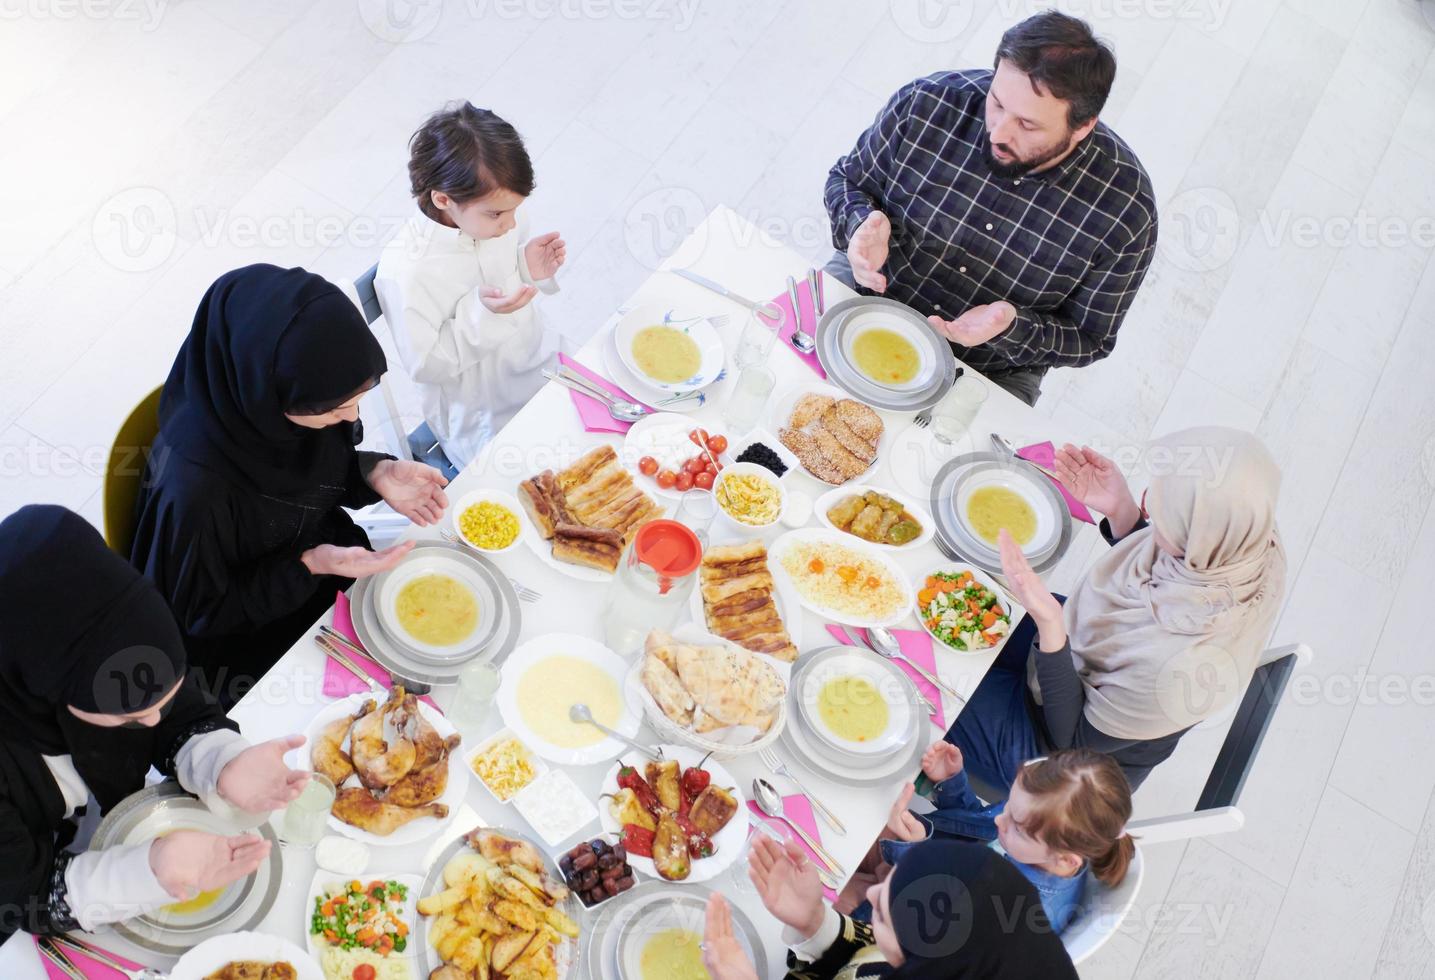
158, 264, 387, 495
884, 840, 1078, 979
0, 506, 230, 810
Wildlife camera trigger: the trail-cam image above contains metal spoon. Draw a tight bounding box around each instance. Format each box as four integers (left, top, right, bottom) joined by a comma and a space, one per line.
752, 778, 845, 876
569, 703, 663, 760
543, 370, 647, 423
787, 275, 816, 353
862, 625, 966, 705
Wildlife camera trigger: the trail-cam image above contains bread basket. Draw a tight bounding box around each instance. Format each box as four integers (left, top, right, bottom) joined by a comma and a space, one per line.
625, 625, 790, 759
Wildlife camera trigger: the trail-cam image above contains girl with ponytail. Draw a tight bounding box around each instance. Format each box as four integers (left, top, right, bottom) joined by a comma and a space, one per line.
874, 743, 1134, 934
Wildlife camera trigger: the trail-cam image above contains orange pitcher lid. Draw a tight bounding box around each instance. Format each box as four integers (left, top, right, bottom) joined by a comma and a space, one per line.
633, 519, 702, 577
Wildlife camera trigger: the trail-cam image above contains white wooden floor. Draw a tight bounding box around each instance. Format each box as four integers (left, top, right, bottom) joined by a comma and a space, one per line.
3, 1, 1435, 975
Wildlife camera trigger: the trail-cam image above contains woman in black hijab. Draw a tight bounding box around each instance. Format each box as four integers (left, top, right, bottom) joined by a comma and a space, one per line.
130, 264, 449, 706
703, 836, 1078, 979
0, 506, 309, 938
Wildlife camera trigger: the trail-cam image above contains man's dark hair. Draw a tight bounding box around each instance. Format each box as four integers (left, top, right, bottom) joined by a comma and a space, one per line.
408, 101, 535, 221
994, 11, 1116, 128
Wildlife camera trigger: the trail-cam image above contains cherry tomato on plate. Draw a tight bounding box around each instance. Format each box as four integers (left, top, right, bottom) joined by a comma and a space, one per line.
656, 469, 678, 489
694, 470, 715, 490
705, 434, 728, 455
638, 456, 658, 476
684, 457, 706, 475
675, 471, 695, 492
688, 428, 710, 446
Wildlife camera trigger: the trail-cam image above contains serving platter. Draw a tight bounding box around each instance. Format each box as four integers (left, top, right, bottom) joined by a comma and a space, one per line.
416, 828, 580, 980
170, 932, 320, 980
88, 782, 283, 958
815, 296, 956, 412
766, 381, 892, 488
597, 745, 747, 884
303, 868, 423, 965
299, 692, 468, 847
813, 483, 936, 552
767, 527, 914, 629
348, 540, 522, 686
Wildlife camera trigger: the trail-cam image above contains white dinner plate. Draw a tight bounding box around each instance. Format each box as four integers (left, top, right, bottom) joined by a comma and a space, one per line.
813, 483, 936, 552
613, 303, 726, 393
767, 528, 914, 629
621, 410, 722, 501
766, 381, 889, 487
597, 745, 747, 884
170, 932, 321, 980
496, 633, 644, 766
686, 548, 806, 654
795, 650, 913, 757
300, 693, 468, 847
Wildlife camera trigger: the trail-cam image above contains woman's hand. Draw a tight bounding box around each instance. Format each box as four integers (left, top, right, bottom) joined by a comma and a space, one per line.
998, 530, 1066, 651
301, 541, 415, 579
478, 284, 538, 314
368, 458, 449, 526
748, 835, 826, 940
1053, 444, 1139, 528
921, 740, 963, 783
218, 734, 311, 813
148, 829, 271, 902
886, 783, 927, 843
702, 893, 760, 980
524, 231, 566, 281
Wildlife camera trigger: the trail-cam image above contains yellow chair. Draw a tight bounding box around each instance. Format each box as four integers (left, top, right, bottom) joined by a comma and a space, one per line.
103, 385, 164, 556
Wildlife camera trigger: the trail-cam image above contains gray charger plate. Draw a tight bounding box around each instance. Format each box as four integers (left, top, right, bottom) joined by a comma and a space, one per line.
815, 296, 957, 412
349, 540, 521, 686
89, 782, 282, 956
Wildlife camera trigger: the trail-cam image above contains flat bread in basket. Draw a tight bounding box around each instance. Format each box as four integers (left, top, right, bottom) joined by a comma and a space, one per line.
632, 628, 788, 752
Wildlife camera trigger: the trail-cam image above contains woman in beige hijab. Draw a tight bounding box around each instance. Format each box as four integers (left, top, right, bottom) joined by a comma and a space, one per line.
945, 427, 1286, 791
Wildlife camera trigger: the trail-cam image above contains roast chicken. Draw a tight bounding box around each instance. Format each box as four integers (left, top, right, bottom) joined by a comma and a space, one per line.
331, 787, 448, 836
350, 687, 420, 790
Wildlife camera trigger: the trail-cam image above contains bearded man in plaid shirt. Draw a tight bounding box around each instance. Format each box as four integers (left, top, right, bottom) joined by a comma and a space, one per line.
825, 11, 1157, 406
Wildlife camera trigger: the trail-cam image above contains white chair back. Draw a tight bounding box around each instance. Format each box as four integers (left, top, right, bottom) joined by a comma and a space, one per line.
1062, 845, 1145, 964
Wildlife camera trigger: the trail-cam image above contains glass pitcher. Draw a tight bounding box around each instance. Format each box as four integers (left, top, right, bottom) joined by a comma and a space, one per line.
601, 519, 703, 658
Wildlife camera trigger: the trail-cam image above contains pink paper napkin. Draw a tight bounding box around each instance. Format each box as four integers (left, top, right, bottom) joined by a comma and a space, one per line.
747, 793, 838, 902
34, 938, 142, 980
826, 625, 945, 730
1016, 441, 1096, 525
556, 352, 654, 434
320, 591, 439, 711
764, 278, 827, 378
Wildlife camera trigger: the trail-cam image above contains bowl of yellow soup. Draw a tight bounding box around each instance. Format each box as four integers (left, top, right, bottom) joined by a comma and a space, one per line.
497, 633, 644, 766
839, 311, 937, 393
375, 553, 498, 661
796, 651, 911, 758
950, 464, 1061, 561
614, 303, 726, 393
614, 889, 762, 980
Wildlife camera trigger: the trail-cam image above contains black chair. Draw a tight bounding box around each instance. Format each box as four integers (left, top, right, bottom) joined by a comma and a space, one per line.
353, 262, 458, 481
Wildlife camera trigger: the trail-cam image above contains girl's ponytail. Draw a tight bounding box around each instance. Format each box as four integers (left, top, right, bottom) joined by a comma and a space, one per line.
1090, 831, 1135, 886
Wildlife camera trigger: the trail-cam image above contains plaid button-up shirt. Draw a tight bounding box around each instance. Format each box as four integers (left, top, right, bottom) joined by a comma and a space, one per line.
825, 70, 1157, 375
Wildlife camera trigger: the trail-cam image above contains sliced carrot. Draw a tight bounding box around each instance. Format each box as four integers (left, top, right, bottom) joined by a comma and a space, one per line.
981, 611, 998, 628
918, 588, 937, 605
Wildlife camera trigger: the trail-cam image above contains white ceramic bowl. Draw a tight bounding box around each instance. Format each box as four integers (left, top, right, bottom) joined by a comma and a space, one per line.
713, 462, 788, 534
951, 465, 1060, 558
838, 307, 940, 393
376, 552, 496, 660
462, 727, 549, 804
814, 484, 935, 551
913, 563, 1026, 657
796, 651, 912, 757
450, 488, 529, 555
614, 303, 726, 393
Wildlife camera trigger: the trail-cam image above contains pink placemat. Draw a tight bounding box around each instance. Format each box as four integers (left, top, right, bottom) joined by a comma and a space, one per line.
320, 591, 439, 710
556, 352, 654, 434
826, 625, 946, 730
1016, 441, 1096, 525
747, 793, 838, 902
34, 938, 143, 980
764, 277, 827, 378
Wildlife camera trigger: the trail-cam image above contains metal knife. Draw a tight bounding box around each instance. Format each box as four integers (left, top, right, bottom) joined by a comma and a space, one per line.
673, 268, 783, 320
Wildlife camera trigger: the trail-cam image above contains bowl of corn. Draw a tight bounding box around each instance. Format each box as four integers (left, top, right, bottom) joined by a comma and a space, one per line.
451, 489, 527, 554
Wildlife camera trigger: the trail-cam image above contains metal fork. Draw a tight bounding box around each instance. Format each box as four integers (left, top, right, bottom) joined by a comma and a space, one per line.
914, 410, 932, 428
757, 746, 847, 836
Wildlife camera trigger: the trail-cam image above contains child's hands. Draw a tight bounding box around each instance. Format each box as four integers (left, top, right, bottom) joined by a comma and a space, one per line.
525, 231, 566, 280
479, 284, 538, 314
886, 783, 927, 842
922, 741, 963, 783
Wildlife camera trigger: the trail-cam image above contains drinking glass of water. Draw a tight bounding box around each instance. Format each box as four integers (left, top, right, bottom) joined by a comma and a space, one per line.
931, 372, 988, 445
448, 660, 501, 735
281, 772, 335, 847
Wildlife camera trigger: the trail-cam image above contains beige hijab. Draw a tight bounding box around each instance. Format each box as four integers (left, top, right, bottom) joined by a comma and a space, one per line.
1038, 428, 1287, 741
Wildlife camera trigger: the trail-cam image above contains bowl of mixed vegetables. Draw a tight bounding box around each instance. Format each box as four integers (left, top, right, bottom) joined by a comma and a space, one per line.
308, 875, 415, 959
914, 567, 1023, 653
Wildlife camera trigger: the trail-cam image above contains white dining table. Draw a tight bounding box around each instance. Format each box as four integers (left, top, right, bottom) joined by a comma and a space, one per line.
0, 205, 1100, 979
